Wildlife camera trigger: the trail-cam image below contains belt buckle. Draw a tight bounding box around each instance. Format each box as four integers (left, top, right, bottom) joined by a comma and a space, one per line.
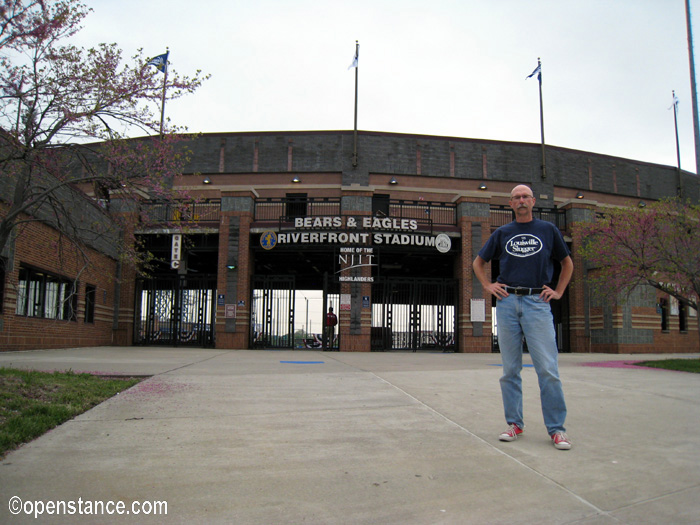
513, 287, 529, 296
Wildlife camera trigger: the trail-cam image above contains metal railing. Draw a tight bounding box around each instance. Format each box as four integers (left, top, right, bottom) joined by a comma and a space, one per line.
490, 205, 566, 230
254, 197, 341, 221
389, 200, 456, 226
253, 197, 457, 226
145, 200, 221, 224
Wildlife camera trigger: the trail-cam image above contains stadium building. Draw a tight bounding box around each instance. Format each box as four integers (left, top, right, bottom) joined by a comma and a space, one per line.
1, 130, 698, 353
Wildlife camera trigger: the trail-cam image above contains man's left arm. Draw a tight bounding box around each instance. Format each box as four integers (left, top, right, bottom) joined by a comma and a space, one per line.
540, 256, 573, 302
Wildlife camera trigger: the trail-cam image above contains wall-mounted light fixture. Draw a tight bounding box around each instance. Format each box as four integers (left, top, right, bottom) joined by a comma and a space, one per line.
203, 177, 212, 184
226, 264, 237, 270
478, 183, 488, 190
291, 176, 301, 183
639, 201, 646, 208
576, 192, 584, 199
389, 177, 398, 185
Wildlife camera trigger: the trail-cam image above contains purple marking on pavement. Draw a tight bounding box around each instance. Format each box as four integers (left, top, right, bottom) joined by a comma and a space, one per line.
579, 360, 644, 369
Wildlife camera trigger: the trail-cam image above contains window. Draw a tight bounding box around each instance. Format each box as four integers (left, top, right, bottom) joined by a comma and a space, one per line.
679, 301, 688, 332
659, 298, 669, 332
85, 284, 96, 323
15, 265, 77, 321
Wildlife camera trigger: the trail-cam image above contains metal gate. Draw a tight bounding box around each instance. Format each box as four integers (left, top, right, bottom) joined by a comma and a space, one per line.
135, 274, 216, 346
250, 275, 295, 349
371, 278, 457, 351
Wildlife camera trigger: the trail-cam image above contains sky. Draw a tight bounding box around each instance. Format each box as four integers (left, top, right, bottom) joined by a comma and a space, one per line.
72, 0, 700, 174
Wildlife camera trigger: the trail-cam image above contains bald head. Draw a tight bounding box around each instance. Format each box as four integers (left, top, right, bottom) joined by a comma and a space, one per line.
509, 184, 535, 222
510, 185, 534, 199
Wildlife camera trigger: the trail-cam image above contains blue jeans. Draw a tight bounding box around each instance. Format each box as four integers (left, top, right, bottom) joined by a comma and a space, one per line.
496, 294, 567, 435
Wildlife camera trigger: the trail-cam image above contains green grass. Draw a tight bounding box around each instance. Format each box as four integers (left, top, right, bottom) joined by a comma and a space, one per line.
0, 368, 142, 458
635, 359, 700, 373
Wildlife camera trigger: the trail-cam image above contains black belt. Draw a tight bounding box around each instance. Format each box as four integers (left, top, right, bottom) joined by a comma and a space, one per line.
505, 286, 544, 296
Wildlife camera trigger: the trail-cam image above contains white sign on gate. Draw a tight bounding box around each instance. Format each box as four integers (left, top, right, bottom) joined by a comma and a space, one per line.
171, 234, 182, 268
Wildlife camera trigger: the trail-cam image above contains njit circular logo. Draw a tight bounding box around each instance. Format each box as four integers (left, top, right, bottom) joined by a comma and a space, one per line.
505, 234, 542, 257
260, 231, 277, 250
435, 234, 451, 253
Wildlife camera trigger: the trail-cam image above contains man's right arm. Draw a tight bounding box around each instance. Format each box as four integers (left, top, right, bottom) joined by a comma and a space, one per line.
472, 255, 509, 300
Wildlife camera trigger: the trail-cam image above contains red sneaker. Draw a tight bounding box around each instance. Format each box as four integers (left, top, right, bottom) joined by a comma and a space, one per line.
551, 431, 572, 450
499, 423, 524, 442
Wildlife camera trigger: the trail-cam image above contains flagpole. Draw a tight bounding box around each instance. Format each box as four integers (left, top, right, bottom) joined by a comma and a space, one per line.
159, 48, 169, 136
352, 40, 359, 168
685, 0, 700, 178
537, 58, 547, 180
673, 90, 682, 196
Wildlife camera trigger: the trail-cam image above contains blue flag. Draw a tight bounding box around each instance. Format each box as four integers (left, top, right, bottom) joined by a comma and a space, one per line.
526, 63, 541, 81
348, 49, 358, 70
147, 51, 169, 74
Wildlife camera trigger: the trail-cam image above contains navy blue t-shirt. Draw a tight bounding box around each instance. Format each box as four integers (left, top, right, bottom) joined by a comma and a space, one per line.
478, 218, 571, 288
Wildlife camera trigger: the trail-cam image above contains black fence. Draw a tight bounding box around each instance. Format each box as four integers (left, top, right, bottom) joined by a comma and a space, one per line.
254, 197, 457, 226
388, 200, 456, 226
490, 205, 567, 230
254, 197, 341, 221
134, 274, 216, 347
145, 200, 221, 224
371, 278, 457, 352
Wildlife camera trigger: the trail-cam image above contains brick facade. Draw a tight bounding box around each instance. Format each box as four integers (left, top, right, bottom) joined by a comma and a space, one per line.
0, 207, 118, 351
2, 130, 699, 353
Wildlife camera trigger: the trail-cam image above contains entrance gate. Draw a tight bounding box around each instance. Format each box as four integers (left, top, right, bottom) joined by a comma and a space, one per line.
251, 275, 295, 348
371, 278, 457, 351
134, 274, 216, 346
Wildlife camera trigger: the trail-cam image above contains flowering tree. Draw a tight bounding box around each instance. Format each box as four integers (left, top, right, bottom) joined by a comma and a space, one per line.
0, 0, 209, 272
574, 198, 700, 346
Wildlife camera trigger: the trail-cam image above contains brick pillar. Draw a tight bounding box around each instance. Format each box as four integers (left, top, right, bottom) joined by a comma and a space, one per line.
108, 198, 139, 346
338, 192, 372, 352
564, 203, 596, 353
217, 193, 254, 349
456, 198, 492, 353
113, 256, 136, 346
337, 253, 372, 352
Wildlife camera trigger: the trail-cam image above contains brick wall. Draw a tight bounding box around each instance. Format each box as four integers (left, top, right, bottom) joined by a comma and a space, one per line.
0, 208, 118, 351
180, 131, 699, 203
585, 279, 698, 354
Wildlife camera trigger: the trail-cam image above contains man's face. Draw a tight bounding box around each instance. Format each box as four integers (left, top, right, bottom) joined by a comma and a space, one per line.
509, 187, 535, 215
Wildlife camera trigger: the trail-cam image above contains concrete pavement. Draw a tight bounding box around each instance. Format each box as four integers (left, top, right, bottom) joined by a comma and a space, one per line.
0, 347, 699, 524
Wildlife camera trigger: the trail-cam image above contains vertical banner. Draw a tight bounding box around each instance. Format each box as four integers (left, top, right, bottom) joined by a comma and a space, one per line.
171, 234, 182, 269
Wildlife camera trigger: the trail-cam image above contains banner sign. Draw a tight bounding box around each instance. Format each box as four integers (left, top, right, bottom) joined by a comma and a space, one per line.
260, 215, 453, 253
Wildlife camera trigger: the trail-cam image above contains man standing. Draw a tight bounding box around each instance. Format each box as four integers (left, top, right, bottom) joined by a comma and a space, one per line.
473, 184, 574, 450
324, 306, 338, 350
